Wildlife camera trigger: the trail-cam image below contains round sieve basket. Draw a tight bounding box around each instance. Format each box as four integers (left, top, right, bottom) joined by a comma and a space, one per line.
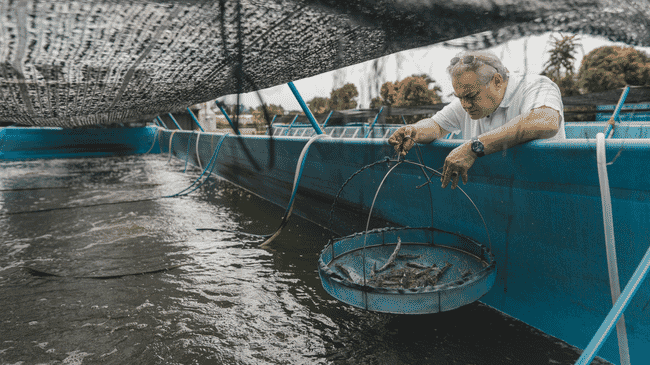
318, 226, 496, 314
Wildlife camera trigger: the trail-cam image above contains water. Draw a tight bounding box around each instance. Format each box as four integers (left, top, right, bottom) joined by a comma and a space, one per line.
0, 155, 611, 365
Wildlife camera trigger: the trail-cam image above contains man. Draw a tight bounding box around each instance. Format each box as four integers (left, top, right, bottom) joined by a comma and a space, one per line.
388, 50, 565, 189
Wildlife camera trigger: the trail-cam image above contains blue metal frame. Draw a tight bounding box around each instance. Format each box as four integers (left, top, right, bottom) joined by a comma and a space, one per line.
186, 107, 205, 132
287, 81, 324, 135
605, 86, 631, 138
167, 113, 182, 130
155, 116, 169, 129
364, 106, 384, 138
284, 114, 299, 136
215, 101, 241, 135
322, 111, 334, 128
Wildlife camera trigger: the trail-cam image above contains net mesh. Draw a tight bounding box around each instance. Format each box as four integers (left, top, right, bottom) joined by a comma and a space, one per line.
1, 0, 648, 127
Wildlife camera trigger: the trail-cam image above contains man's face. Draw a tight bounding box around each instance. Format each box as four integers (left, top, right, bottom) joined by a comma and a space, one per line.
452, 69, 502, 120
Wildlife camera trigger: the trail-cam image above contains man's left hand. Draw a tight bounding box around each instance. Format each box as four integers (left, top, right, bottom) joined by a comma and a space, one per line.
441, 141, 477, 189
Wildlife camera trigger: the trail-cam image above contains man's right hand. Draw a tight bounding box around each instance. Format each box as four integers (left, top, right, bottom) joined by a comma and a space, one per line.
388, 126, 418, 157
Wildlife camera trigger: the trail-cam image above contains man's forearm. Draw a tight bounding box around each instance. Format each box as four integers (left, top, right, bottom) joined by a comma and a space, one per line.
478, 107, 560, 155
413, 118, 448, 143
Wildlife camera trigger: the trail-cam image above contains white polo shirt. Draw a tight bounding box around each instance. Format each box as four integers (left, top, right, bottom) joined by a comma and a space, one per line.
423, 73, 565, 140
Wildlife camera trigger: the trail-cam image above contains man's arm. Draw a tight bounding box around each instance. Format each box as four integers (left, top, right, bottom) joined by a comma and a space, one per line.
441, 106, 560, 189
478, 106, 560, 155
387, 118, 449, 156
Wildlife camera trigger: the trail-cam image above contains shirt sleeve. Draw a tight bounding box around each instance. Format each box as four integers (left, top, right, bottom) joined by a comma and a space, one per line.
429, 99, 464, 134
521, 76, 564, 119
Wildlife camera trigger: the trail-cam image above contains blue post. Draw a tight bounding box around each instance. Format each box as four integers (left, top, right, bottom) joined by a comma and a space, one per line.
364, 106, 384, 138
322, 111, 334, 128
604, 85, 630, 138
284, 114, 299, 136
186, 107, 205, 132
215, 101, 241, 135
156, 116, 169, 129
575, 242, 650, 365
167, 113, 182, 130
287, 81, 324, 135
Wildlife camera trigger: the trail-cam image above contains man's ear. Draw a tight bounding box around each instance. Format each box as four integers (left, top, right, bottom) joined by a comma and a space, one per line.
493, 73, 505, 88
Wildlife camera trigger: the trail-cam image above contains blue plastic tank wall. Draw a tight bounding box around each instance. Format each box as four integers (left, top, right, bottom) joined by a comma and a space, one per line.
596, 103, 650, 122
0, 126, 161, 160
565, 122, 650, 139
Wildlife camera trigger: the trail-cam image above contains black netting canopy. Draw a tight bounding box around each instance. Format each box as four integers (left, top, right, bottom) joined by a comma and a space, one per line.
1, 0, 649, 127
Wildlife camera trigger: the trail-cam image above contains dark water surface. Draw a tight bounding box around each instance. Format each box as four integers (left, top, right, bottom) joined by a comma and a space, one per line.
0, 155, 610, 365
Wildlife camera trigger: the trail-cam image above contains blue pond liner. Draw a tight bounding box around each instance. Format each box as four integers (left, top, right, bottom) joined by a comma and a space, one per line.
318, 227, 497, 314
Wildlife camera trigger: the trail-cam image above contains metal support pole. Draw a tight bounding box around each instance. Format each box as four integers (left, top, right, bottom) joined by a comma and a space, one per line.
605, 86, 630, 138
156, 116, 169, 129
285, 114, 299, 136
215, 101, 241, 135
287, 81, 324, 135
322, 111, 334, 128
167, 113, 182, 130
364, 106, 384, 138
186, 107, 205, 132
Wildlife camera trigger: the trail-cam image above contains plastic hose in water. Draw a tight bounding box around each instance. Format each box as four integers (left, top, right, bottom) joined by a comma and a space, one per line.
595, 132, 630, 365
196, 134, 329, 247
259, 133, 329, 247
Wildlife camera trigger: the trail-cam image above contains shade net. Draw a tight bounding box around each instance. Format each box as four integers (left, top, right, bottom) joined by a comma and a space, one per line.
1, 0, 649, 128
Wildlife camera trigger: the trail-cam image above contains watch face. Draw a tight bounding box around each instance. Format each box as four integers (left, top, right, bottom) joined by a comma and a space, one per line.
472, 140, 484, 154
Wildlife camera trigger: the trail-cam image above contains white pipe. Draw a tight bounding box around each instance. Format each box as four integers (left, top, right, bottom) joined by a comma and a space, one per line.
596, 132, 631, 365
195, 132, 202, 171
167, 130, 177, 164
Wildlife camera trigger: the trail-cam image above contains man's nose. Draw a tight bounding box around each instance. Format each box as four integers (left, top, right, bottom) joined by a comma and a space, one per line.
460, 98, 473, 109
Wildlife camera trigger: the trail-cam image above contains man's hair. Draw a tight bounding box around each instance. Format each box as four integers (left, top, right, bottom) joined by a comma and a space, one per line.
447, 50, 508, 85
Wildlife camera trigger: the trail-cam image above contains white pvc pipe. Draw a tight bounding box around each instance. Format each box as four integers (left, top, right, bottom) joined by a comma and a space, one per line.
596, 132, 631, 365
195, 132, 202, 171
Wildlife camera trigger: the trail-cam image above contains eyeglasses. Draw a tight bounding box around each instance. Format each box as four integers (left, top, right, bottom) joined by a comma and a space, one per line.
450, 55, 475, 66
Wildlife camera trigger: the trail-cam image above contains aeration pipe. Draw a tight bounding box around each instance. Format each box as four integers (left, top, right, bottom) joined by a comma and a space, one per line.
186, 107, 205, 132
214, 101, 241, 135
287, 81, 324, 135
604, 86, 630, 138
594, 132, 630, 365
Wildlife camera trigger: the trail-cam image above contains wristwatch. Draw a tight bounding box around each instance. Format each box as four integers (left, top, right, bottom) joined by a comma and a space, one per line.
471, 137, 485, 157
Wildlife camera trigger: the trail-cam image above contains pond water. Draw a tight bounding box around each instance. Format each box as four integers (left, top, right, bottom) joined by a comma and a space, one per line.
0, 155, 610, 365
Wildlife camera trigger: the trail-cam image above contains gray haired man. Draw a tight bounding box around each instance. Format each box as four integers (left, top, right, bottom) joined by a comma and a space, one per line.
388, 50, 565, 189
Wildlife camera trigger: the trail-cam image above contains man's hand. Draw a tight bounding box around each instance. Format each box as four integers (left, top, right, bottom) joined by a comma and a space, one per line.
388, 126, 418, 157
441, 141, 477, 189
